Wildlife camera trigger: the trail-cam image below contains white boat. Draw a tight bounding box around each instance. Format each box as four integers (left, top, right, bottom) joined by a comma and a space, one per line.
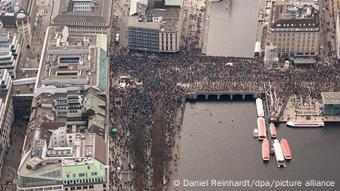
253, 129, 258, 138
256, 98, 264, 117
286, 120, 324, 128
273, 140, 286, 168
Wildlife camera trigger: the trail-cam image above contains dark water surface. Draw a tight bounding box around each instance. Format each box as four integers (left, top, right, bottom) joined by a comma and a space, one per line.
173, 102, 340, 191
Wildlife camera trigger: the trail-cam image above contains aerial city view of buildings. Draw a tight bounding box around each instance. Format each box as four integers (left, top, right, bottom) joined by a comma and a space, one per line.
0, 0, 338, 190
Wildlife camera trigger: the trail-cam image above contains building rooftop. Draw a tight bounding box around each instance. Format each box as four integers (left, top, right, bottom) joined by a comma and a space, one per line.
18, 132, 107, 188
51, 0, 112, 27
270, 3, 320, 31
321, 92, 340, 105
128, 7, 181, 32
36, 26, 107, 91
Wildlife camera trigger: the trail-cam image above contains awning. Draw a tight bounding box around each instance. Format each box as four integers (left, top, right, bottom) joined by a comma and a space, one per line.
293, 58, 316, 65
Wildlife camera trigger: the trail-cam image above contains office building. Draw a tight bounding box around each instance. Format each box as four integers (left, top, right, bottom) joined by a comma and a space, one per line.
127, 0, 183, 52
268, 1, 320, 57
51, 0, 112, 35
0, 69, 14, 176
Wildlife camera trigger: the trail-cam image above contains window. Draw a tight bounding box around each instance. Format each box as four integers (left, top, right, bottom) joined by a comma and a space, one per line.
89, 185, 94, 189
91, 172, 97, 176
79, 173, 85, 177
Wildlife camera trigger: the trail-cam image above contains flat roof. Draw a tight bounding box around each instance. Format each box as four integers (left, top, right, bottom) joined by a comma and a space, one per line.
37, 26, 107, 89
165, 0, 182, 6
322, 92, 340, 105
128, 7, 181, 32
52, 0, 112, 26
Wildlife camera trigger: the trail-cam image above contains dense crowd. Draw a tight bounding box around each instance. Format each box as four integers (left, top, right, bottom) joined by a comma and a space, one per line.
108, 47, 340, 190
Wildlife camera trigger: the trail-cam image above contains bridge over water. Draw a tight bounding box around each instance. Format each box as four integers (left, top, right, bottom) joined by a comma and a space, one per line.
185, 91, 264, 101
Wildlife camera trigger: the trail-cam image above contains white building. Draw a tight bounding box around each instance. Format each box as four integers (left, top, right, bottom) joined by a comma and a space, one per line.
0, 30, 22, 78
0, 69, 14, 177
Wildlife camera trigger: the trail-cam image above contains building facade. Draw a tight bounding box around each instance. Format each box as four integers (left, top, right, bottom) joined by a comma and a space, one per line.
321, 92, 340, 115
268, 2, 320, 58
0, 69, 14, 176
0, 30, 22, 78
16, 11, 32, 47
127, 0, 182, 52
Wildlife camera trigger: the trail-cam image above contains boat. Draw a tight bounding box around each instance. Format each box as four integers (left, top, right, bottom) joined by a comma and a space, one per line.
286, 120, 324, 128
255, 98, 264, 117
269, 123, 277, 139
262, 138, 270, 161
280, 138, 292, 160
273, 140, 286, 168
253, 129, 258, 138
257, 117, 266, 141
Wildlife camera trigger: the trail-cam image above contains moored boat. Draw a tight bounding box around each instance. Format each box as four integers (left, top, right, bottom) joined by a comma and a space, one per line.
262, 138, 270, 161
256, 98, 264, 117
257, 117, 266, 140
253, 129, 258, 138
280, 138, 292, 160
286, 120, 324, 128
273, 140, 286, 168
269, 123, 277, 139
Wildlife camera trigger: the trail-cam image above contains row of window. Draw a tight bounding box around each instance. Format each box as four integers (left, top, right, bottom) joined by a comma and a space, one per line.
277, 47, 316, 52
64, 178, 104, 185
278, 52, 316, 56
273, 32, 318, 38
54, 22, 108, 27
65, 184, 96, 190
275, 43, 317, 49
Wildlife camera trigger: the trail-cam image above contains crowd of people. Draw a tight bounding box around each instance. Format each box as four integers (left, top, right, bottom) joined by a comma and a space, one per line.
108, 46, 340, 190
